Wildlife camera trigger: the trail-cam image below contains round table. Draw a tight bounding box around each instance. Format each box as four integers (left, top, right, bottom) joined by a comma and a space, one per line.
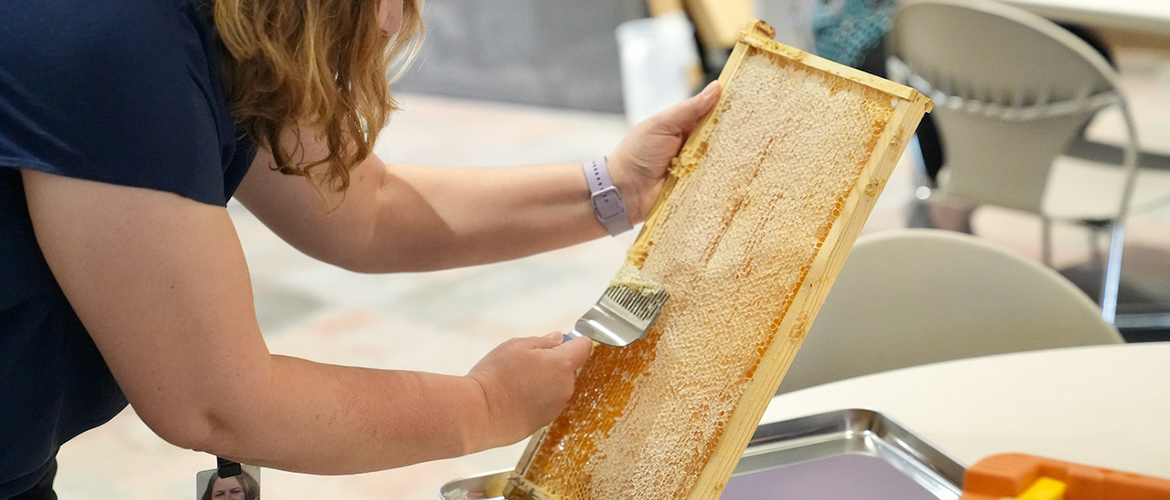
761, 342, 1170, 480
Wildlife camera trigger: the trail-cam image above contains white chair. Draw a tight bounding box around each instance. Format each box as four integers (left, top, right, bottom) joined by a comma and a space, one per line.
885, 0, 1170, 323
778, 229, 1123, 394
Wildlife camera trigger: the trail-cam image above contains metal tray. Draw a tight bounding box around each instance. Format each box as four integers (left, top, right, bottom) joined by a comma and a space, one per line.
440, 408, 966, 499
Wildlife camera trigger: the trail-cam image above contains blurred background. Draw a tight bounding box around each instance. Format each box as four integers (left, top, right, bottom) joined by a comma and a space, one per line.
54, 0, 1170, 498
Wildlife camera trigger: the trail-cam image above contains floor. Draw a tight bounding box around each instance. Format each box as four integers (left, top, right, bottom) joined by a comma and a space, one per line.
53, 49, 1170, 499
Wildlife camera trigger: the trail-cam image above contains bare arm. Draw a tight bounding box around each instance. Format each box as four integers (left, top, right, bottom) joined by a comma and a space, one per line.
234, 82, 721, 272
22, 169, 591, 473
236, 156, 607, 272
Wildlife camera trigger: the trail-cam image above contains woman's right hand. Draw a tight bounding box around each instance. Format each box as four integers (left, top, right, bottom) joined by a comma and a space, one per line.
466, 333, 593, 449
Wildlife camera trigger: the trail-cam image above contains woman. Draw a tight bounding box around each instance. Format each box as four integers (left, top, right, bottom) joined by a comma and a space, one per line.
200, 471, 260, 500
0, 0, 720, 496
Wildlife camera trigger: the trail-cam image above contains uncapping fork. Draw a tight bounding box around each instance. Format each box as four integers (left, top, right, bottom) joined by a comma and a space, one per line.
566, 284, 670, 347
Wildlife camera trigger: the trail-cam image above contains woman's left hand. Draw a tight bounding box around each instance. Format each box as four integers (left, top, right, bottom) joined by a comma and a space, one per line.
608, 81, 721, 223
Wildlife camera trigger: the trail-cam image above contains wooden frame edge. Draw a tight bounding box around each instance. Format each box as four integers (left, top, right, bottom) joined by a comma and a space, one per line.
738, 26, 933, 111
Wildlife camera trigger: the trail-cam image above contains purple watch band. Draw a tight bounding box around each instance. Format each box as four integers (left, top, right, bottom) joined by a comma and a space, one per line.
584, 157, 633, 236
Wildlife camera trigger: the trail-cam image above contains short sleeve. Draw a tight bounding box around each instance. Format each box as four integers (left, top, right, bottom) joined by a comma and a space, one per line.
0, 0, 252, 309
0, 0, 237, 206
0, 4, 251, 485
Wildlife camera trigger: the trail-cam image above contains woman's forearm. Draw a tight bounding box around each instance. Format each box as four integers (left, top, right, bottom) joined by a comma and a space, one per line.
356, 161, 615, 272
200, 356, 490, 473
199, 332, 591, 474
235, 83, 718, 274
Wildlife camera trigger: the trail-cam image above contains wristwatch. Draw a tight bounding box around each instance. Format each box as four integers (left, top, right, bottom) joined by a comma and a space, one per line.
583, 157, 633, 236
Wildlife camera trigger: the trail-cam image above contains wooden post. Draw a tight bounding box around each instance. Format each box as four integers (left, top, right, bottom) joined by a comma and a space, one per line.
683, 0, 755, 51
646, 0, 685, 17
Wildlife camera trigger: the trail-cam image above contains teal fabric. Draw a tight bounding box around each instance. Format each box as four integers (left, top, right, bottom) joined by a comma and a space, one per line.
812, 0, 897, 67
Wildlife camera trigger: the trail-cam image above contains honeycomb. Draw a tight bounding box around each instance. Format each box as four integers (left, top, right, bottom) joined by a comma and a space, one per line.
505, 23, 929, 500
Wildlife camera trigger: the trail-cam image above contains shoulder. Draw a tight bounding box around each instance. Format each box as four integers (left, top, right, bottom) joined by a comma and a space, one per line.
0, 0, 234, 205
1, 0, 209, 84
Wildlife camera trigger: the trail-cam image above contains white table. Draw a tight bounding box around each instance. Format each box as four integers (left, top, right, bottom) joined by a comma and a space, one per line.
999, 0, 1170, 38
760, 342, 1170, 480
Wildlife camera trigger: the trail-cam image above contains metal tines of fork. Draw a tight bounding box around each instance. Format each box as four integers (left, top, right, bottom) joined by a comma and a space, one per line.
570, 284, 670, 347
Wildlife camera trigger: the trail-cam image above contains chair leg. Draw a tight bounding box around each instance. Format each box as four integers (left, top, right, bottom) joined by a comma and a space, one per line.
908, 198, 935, 229
1041, 217, 1053, 267
1089, 226, 1104, 270
906, 134, 935, 229
1099, 223, 1126, 324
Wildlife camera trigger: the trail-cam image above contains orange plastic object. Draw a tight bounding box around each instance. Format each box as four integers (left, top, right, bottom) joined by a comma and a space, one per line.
961, 453, 1170, 500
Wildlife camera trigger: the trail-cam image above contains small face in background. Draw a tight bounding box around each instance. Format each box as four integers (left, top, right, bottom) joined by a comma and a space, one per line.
210, 476, 245, 500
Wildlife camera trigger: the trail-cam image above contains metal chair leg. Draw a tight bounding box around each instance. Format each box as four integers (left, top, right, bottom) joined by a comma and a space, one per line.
906, 134, 936, 229
1099, 222, 1125, 324
1040, 217, 1053, 267
1089, 225, 1105, 270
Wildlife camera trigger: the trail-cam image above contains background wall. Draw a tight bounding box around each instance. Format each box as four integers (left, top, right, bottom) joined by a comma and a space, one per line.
395, 0, 649, 112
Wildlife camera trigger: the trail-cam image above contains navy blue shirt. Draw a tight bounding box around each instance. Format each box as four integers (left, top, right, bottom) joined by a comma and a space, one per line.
0, 0, 255, 494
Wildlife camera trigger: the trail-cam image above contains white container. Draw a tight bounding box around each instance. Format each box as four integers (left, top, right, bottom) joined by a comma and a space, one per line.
615, 12, 702, 126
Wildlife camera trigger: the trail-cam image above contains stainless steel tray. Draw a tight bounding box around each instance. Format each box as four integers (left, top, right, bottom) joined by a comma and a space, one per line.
440, 408, 966, 499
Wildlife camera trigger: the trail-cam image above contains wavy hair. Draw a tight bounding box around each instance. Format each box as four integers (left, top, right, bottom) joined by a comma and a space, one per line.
212, 0, 424, 192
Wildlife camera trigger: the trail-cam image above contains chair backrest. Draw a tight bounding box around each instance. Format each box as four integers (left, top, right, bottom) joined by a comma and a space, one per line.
778, 229, 1123, 394
887, 0, 1128, 215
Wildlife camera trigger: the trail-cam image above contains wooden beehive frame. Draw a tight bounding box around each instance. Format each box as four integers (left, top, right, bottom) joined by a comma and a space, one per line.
505, 20, 931, 500
645, 21, 932, 250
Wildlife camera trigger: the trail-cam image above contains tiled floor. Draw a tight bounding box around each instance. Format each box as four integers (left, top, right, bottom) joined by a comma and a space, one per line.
54, 49, 1170, 499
